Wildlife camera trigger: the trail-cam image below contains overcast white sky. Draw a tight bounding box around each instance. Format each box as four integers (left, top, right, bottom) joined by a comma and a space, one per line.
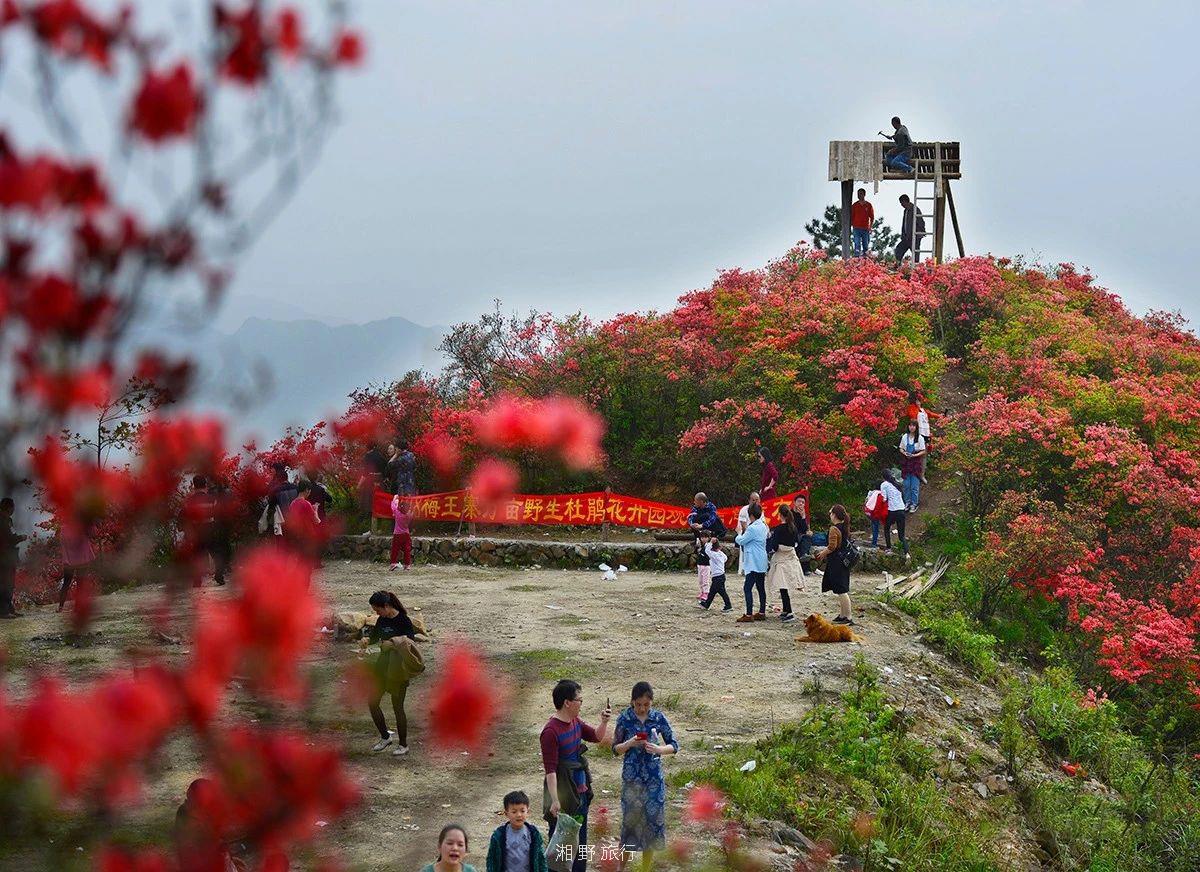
233, 0, 1200, 330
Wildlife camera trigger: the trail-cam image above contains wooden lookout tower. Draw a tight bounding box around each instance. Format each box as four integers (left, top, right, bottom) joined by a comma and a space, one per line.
827, 140, 964, 262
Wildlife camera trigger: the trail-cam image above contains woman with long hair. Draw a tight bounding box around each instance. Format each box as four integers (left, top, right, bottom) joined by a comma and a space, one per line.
813, 504, 855, 625
899, 419, 927, 511
359, 590, 418, 756
756, 447, 778, 502
765, 504, 804, 623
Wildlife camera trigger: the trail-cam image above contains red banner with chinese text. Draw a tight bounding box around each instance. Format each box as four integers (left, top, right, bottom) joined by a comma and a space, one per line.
372, 489, 808, 528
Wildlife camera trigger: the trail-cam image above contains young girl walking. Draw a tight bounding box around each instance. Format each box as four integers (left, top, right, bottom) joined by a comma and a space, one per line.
697, 534, 732, 611
390, 494, 412, 571
693, 535, 711, 604
58, 524, 95, 613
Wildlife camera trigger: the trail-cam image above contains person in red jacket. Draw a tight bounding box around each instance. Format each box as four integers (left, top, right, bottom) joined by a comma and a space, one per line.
285, 481, 323, 562
850, 188, 874, 258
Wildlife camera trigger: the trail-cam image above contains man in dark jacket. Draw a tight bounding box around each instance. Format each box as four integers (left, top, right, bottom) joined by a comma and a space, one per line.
487, 790, 548, 872
881, 115, 914, 173
686, 492, 726, 537
895, 194, 926, 263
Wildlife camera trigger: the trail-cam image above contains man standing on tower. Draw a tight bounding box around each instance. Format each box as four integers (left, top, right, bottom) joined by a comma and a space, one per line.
881, 116, 914, 173
850, 188, 874, 258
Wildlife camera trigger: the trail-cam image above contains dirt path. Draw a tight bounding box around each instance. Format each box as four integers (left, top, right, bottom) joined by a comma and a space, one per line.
0, 558, 1043, 870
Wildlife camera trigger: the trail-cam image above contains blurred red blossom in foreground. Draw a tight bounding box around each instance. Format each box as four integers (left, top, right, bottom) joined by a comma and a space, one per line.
428, 645, 503, 752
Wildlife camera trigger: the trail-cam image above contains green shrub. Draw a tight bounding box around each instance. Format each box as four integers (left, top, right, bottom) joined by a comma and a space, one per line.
916, 610, 999, 678
690, 655, 1003, 870
1005, 668, 1200, 870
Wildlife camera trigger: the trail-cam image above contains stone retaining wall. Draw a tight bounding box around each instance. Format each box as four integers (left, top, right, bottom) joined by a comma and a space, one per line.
328, 535, 911, 573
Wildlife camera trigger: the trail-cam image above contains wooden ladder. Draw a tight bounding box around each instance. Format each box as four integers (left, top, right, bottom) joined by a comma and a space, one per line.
910, 144, 943, 265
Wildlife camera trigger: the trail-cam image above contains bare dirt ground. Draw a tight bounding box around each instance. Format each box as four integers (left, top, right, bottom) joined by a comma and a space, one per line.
0, 558, 1044, 870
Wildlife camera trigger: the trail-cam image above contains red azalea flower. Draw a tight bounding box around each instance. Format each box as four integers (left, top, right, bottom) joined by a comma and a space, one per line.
129, 62, 203, 143
685, 784, 725, 826
275, 7, 302, 57
467, 458, 518, 508
332, 28, 364, 66
0, 154, 58, 211
95, 846, 173, 872
217, 4, 268, 86
428, 646, 500, 751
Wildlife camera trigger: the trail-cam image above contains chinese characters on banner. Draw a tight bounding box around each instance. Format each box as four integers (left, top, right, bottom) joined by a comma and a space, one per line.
372, 488, 808, 528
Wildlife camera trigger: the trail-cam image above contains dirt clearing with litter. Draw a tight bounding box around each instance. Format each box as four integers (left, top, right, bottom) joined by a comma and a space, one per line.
0, 558, 1039, 870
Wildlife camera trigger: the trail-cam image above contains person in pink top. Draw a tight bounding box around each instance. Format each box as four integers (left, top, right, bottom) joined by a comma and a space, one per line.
390, 494, 412, 571
58, 523, 96, 613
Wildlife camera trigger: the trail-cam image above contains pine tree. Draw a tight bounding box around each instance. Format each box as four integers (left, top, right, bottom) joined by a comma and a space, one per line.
805, 204, 900, 259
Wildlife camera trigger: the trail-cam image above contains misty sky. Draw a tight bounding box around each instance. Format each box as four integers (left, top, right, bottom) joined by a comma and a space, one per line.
233, 0, 1200, 331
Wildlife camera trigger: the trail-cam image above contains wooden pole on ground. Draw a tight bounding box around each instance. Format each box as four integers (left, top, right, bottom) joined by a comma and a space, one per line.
946, 180, 965, 257
934, 193, 947, 263
601, 486, 611, 542
840, 179, 853, 260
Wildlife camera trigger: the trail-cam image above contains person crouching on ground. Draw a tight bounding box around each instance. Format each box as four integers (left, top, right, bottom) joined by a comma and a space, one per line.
735, 503, 768, 622
697, 534, 732, 612
390, 494, 412, 571
359, 590, 419, 756
766, 504, 804, 623
422, 824, 477, 872
487, 790, 547, 872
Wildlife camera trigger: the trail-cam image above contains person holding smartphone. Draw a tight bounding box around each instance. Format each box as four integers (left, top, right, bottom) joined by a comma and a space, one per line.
541, 679, 611, 872
612, 682, 679, 872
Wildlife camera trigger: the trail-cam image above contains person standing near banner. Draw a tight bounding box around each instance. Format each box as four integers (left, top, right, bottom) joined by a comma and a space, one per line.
735, 503, 769, 623
757, 448, 779, 502
736, 491, 761, 576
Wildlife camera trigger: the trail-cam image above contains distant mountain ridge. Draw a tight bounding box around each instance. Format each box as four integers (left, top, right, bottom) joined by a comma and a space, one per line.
189, 313, 445, 443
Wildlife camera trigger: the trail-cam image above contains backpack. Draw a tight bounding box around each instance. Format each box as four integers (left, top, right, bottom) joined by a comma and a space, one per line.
842, 538, 861, 570
837, 525, 861, 570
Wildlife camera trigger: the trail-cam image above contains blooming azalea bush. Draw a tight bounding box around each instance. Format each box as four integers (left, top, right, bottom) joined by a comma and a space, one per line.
934, 261, 1200, 745
424, 247, 946, 501
0, 1, 378, 866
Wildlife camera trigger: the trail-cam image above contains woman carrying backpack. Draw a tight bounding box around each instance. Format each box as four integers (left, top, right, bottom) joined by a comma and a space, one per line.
813, 504, 856, 626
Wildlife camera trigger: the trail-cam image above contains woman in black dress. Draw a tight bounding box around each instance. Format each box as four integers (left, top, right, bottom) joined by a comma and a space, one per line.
813, 504, 854, 625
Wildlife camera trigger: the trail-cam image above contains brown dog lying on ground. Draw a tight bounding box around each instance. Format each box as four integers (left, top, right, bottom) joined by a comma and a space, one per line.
795, 612, 862, 644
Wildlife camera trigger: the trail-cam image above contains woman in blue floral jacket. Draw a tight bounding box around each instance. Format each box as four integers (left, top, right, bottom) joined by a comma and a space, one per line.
611, 682, 679, 869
